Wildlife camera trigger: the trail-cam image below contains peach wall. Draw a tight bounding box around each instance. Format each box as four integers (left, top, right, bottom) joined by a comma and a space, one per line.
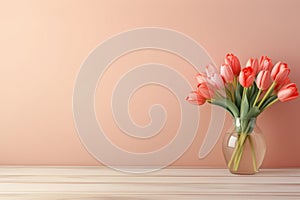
0, 0, 299, 167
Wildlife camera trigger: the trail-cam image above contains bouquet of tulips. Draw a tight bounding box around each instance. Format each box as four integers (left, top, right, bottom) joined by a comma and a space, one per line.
186, 53, 299, 172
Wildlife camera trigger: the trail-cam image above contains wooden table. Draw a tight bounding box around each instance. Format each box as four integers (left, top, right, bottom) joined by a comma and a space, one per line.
0, 167, 299, 199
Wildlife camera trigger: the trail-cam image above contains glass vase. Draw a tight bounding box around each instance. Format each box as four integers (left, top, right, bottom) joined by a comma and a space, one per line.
222, 118, 266, 175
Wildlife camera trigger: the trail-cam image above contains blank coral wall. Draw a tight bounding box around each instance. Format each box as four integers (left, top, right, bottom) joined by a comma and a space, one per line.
0, 0, 299, 167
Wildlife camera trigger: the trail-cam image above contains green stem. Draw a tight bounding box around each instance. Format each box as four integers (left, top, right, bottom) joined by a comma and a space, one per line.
233, 76, 237, 91
242, 87, 247, 101
234, 141, 245, 171
230, 83, 235, 103
233, 136, 242, 167
253, 89, 262, 107
248, 136, 258, 172
215, 90, 225, 99
258, 82, 276, 108
227, 135, 240, 169
240, 87, 248, 128
230, 133, 248, 172
261, 97, 279, 112
225, 85, 233, 102
233, 134, 246, 171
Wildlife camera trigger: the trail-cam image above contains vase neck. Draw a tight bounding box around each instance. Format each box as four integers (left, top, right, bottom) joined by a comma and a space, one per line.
233, 118, 257, 134
234, 118, 257, 125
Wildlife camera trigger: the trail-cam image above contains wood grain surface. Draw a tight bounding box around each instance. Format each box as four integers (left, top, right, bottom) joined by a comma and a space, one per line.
0, 167, 299, 199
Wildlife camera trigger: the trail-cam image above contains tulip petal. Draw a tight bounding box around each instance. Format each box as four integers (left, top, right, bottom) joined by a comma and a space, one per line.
220, 64, 234, 83
186, 91, 206, 105
256, 70, 271, 90
277, 83, 299, 102
225, 53, 241, 76
205, 64, 218, 77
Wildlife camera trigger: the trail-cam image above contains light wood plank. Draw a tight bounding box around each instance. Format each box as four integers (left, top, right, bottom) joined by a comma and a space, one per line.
1, 166, 299, 176
1, 194, 300, 200
0, 166, 299, 199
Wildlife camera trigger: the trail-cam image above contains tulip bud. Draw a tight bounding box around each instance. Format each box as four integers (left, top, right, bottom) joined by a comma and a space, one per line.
259, 56, 273, 71
186, 91, 206, 105
207, 73, 224, 90
256, 70, 272, 90
246, 58, 259, 75
225, 53, 241, 76
220, 64, 234, 83
196, 72, 207, 84
239, 67, 255, 88
205, 64, 218, 77
277, 83, 299, 102
197, 83, 214, 99
271, 62, 290, 85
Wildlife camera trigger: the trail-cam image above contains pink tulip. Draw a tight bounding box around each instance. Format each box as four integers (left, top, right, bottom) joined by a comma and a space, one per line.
220, 64, 234, 83
271, 62, 290, 85
186, 91, 206, 105
205, 64, 218, 77
259, 56, 273, 71
196, 72, 207, 84
197, 83, 214, 99
277, 83, 299, 102
246, 58, 259, 75
204, 64, 224, 90
275, 77, 290, 91
207, 73, 224, 90
225, 53, 241, 76
239, 67, 255, 88
256, 70, 271, 90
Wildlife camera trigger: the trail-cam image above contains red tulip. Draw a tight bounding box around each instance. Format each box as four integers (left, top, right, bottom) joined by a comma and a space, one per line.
246, 58, 259, 75
197, 83, 214, 99
277, 83, 299, 102
259, 56, 273, 71
256, 70, 271, 90
239, 67, 255, 88
220, 64, 234, 83
186, 91, 206, 105
225, 53, 241, 76
271, 62, 290, 85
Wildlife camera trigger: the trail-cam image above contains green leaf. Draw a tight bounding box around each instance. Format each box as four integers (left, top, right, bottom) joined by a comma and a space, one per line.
225, 86, 233, 102
210, 99, 239, 117
226, 100, 240, 117
260, 95, 278, 110
235, 84, 242, 109
245, 106, 261, 119
245, 118, 256, 133
248, 85, 254, 99
249, 83, 259, 106
240, 94, 249, 118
